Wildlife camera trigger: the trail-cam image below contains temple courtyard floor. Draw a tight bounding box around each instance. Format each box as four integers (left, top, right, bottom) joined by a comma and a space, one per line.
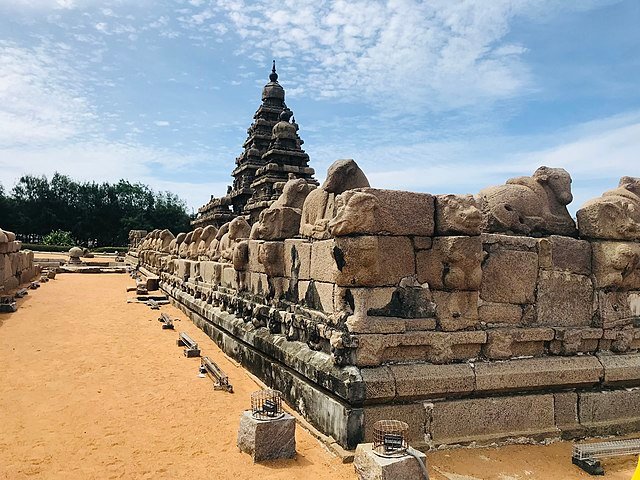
0, 273, 638, 479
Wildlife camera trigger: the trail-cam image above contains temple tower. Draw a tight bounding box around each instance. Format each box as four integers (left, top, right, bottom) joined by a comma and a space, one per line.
192, 62, 316, 228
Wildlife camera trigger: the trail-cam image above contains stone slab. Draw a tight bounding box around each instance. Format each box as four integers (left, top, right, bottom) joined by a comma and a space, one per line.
284, 238, 312, 280
597, 353, 640, 386
429, 394, 557, 444
389, 363, 475, 400
480, 249, 538, 304
536, 271, 594, 327
474, 356, 603, 393
578, 389, 640, 435
537, 235, 591, 275
478, 301, 523, 326
334, 236, 416, 288
354, 443, 428, 480
237, 410, 296, 462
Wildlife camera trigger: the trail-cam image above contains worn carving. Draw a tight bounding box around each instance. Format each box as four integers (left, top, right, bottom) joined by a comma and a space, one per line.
577, 176, 640, 240
435, 194, 483, 236
251, 178, 316, 241
478, 166, 576, 236
300, 159, 369, 239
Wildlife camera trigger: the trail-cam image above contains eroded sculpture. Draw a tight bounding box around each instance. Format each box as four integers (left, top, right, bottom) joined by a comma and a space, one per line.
577, 176, 640, 240
300, 159, 369, 239
478, 166, 577, 236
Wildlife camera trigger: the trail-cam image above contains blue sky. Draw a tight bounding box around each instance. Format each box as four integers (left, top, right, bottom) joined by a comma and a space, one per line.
0, 0, 638, 215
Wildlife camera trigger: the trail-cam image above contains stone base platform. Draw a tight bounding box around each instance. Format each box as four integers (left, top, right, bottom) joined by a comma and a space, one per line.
237, 410, 296, 462
163, 282, 640, 450
354, 443, 428, 480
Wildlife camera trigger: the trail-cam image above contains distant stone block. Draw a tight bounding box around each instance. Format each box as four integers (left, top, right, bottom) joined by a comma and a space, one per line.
237, 410, 296, 462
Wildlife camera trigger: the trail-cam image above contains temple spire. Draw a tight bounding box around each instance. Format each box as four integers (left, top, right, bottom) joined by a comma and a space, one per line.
269, 60, 278, 82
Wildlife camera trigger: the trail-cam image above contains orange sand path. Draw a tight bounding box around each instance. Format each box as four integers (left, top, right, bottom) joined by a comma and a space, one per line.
1, 273, 638, 479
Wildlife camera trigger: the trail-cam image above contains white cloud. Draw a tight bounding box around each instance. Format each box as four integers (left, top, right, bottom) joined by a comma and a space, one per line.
0, 41, 95, 146
154, 120, 170, 126
196, 0, 617, 114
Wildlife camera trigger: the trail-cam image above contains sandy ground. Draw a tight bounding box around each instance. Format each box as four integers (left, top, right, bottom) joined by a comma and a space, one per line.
0, 273, 638, 480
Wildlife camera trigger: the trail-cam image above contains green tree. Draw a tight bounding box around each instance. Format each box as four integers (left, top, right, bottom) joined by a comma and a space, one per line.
2, 173, 193, 246
42, 230, 75, 246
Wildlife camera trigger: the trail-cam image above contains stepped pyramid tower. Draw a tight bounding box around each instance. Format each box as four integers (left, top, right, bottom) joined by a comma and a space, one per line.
193, 62, 317, 228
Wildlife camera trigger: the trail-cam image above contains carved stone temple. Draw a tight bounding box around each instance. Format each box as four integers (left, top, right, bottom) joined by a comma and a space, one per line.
192, 62, 317, 228
129, 64, 640, 452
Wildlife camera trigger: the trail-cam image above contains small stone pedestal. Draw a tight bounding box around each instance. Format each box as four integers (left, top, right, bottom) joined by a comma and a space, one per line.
354, 443, 428, 480
237, 410, 296, 462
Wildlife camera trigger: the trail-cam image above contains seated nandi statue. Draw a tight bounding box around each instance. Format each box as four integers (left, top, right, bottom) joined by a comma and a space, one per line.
477, 166, 577, 236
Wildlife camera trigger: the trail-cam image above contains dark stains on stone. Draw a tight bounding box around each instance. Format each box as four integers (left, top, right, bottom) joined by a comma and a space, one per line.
333, 246, 346, 271
368, 286, 436, 319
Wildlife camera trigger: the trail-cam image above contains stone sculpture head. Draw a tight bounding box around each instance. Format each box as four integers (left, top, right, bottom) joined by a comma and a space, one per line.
322, 159, 370, 194
533, 166, 573, 205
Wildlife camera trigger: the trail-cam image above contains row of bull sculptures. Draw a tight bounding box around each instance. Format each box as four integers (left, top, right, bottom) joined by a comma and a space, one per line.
137, 160, 640, 265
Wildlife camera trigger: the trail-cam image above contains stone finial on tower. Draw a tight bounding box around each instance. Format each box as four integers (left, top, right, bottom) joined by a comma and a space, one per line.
269, 60, 278, 82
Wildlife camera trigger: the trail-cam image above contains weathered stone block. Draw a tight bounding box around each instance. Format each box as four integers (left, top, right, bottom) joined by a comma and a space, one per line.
598, 353, 640, 386
480, 249, 538, 304
554, 392, 579, 428
429, 394, 557, 444
592, 241, 640, 289
284, 238, 312, 280
221, 266, 235, 288
412, 236, 432, 251
237, 410, 296, 462
390, 363, 474, 400
360, 366, 397, 403
362, 404, 426, 444
329, 188, 434, 237
333, 236, 415, 287
536, 271, 594, 327
354, 443, 428, 480
258, 241, 285, 277
578, 390, 640, 430
309, 239, 339, 283
435, 194, 483, 236
248, 240, 266, 274
416, 236, 482, 290
299, 280, 334, 313
249, 272, 268, 296
433, 290, 479, 331
483, 328, 554, 360
474, 356, 602, 393
537, 235, 591, 275
199, 261, 217, 284
548, 327, 602, 355
597, 290, 639, 328
478, 301, 523, 326
482, 233, 538, 251
346, 315, 408, 334
354, 331, 486, 366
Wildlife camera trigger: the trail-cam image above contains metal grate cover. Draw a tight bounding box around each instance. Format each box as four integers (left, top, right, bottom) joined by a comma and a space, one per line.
573, 438, 640, 460
251, 389, 284, 421
372, 420, 409, 458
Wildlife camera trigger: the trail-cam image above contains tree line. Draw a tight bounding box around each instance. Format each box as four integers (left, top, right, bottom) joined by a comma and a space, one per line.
0, 173, 193, 247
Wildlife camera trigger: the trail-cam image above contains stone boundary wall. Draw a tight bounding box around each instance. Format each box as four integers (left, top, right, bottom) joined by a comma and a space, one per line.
1, 227, 39, 293
134, 165, 640, 448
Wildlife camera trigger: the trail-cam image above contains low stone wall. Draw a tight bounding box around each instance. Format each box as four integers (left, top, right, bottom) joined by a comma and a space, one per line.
1, 228, 40, 293
133, 166, 640, 449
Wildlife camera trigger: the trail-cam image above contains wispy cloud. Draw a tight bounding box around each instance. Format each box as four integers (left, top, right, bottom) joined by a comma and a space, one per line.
0, 40, 96, 146
196, 0, 616, 114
